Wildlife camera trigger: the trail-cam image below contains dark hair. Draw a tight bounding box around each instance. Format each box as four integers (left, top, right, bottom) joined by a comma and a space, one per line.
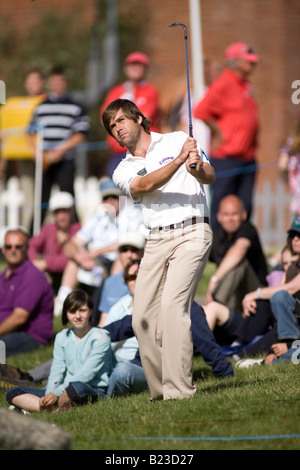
102, 98, 151, 137
287, 231, 300, 255
62, 289, 94, 327
48, 64, 66, 78
123, 259, 141, 284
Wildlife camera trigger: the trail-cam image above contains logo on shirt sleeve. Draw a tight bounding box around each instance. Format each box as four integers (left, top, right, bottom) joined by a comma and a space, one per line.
137, 167, 147, 176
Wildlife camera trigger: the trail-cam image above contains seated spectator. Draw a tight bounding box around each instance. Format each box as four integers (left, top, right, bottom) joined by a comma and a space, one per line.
6, 290, 116, 412
0, 228, 54, 356
105, 261, 234, 397
28, 191, 81, 293
205, 219, 300, 362
105, 260, 140, 362
207, 194, 268, 311
95, 231, 145, 327
241, 217, 300, 357
54, 179, 144, 315
204, 245, 296, 352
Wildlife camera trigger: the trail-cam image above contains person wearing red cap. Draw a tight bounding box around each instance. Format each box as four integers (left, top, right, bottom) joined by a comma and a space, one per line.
100, 52, 160, 177
193, 42, 259, 228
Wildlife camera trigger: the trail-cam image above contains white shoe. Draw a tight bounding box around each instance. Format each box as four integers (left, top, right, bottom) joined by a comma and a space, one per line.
9, 405, 31, 415
235, 358, 264, 369
54, 297, 63, 317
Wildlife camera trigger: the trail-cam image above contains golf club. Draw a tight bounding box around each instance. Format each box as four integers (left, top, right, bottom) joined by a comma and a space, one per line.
169, 22, 196, 168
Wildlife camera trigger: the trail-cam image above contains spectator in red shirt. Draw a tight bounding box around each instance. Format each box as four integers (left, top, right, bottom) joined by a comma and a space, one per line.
28, 191, 81, 293
100, 52, 160, 177
193, 42, 259, 228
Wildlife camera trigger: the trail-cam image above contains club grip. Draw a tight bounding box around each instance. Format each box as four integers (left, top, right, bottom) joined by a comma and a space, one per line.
188, 126, 196, 169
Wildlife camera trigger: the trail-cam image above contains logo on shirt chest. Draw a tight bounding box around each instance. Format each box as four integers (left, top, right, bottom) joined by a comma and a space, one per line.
159, 156, 174, 166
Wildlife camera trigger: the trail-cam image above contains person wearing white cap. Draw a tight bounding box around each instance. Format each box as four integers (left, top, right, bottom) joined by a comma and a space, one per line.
54, 180, 144, 316
100, 51, 160, 177
28, 192, 81, 293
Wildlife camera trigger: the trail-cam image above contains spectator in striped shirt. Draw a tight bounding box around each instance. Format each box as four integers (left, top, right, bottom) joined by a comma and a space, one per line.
28, 64, 90, 224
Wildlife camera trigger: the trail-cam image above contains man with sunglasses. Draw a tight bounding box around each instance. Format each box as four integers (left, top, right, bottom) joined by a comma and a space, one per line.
0, 228, 54, 356
194, 42, 260, 229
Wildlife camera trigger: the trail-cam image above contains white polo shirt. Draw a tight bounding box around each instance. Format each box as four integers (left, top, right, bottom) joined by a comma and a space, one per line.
113, 131, 210, 229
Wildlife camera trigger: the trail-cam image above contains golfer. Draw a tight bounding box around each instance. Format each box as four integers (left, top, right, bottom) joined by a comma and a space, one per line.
102, 98, 215, 400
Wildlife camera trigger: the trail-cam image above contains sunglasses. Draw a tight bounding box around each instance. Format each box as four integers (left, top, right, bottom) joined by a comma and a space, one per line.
119, 245, 140, 253
4, 244, 25, 250
103, 195, 119, 201
125, 274, 137, 283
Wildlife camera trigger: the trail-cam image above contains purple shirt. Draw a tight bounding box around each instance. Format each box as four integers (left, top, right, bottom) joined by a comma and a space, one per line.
0, 258, 54, 344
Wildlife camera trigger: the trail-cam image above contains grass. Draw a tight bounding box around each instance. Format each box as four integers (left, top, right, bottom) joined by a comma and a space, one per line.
1, 354, 299, 451
1, 261, 300, 451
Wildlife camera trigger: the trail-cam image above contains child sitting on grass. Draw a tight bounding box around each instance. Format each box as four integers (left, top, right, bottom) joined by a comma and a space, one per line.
6, 290, 115, 412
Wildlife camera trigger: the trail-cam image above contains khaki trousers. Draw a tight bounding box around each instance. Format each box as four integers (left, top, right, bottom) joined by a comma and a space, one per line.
212, 258, 262, 312
132, 222, 212, 400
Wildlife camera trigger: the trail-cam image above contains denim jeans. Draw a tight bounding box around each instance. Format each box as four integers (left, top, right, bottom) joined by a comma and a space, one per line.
0, 332, 43, 357
6, 381, 106, 406
66, 381, 107, 404
107, 362, 148, 397
270, 290, 300, 341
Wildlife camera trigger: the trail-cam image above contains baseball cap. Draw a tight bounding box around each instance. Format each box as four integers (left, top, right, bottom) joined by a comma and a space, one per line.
118, 232, 146, 250
49, 192, 74, 211
99, 179, 122, 199
125, 51, 150, 66
287, 216, 300, 234
225, 42, 259, 63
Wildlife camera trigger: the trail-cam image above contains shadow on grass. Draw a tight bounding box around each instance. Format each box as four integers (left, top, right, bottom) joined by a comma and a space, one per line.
193, 366, 277, 394
199, 376, 277, 395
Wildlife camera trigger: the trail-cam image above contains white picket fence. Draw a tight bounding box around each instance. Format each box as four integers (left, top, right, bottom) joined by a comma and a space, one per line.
0, 175, 102, 246
0, 176, 292, 249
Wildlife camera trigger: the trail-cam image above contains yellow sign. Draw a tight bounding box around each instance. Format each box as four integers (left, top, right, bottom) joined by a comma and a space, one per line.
0, 95, 46, 159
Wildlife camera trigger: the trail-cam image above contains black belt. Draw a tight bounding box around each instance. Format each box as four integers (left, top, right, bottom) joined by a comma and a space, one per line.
151, 216, 210, 233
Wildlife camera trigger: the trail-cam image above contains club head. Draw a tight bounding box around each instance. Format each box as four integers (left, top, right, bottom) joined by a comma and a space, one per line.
169, 22, 187, 32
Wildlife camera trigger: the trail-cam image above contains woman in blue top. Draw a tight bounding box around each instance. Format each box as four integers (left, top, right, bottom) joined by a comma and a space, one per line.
7, 290, 115, 412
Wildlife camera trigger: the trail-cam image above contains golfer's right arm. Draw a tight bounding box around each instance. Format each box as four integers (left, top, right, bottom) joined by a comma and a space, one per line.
130, 137, 195, 199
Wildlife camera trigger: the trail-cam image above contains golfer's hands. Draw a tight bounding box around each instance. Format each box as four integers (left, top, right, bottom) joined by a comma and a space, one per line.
39, 392, 58, 409
178, 137, 202, 172
178, 137, 198, 164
